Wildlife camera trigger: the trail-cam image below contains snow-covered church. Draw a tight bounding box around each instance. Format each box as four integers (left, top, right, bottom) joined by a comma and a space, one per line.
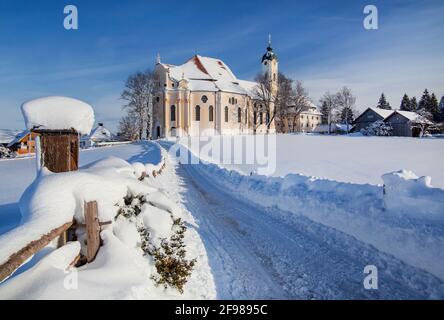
152, 41, 278, 138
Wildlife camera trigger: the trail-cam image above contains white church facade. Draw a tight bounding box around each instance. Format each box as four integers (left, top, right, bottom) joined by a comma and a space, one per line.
151, 42, 278, 138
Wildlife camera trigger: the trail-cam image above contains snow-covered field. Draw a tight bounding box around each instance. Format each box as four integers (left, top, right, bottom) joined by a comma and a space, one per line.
183, 134, 444, 188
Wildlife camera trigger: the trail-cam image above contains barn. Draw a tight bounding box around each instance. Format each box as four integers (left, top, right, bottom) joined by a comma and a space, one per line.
353, 107, 394, 132
384, 110, 433, 137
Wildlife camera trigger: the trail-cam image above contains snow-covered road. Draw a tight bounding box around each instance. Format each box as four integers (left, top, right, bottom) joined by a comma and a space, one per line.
158, 143, 444, 299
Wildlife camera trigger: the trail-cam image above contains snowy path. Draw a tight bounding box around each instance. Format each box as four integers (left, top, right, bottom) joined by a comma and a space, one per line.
157, 143, 444, 299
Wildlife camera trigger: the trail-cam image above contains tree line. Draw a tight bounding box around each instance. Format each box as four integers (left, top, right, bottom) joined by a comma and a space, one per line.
377, 90, 444, 123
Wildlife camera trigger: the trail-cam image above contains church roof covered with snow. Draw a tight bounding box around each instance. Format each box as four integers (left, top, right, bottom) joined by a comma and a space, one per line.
159, 55, 259, 97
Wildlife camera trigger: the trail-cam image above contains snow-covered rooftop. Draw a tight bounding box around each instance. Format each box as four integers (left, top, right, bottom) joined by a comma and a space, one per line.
21, 96, 95, 135
0, 129, 22, 144
368, 107, 394, 119
83, 123, 116, 142
393, 110, 433, 124
162, 55, 259, 97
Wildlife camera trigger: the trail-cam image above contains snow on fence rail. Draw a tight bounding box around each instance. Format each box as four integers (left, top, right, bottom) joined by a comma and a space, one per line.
187, 151, 444, 281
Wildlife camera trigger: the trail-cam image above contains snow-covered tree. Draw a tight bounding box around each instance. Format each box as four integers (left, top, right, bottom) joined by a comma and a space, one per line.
377, 93, 391, 110
418, 89, 431, 111
413, 108, 435, 137
118, 112, 139, 141
274, 73, 294, 133
121, 70, 155, 140
410, 96, 418, 111
319, 91, 339, 134
400, 94, 411, 111
361, 120, 392, 136
336, 87, 356, 133
430, 93, 439, 122
254, 72, 277, 134
286, 80, 310, 133
439, 95, 444, 123
320, 100, 329, 125
0, 146, 14, 159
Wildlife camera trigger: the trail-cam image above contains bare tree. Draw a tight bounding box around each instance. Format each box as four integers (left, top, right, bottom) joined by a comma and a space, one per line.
286, 81, 310, 133
319, 92, 339, 135
121, 69, 155, 140
118, 112, 139, 141
274, 73, 293, 133
335, 86, 356, 134
254, 73, 276, 134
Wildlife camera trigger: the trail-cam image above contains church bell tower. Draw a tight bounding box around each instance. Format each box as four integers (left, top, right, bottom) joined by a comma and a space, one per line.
261, 34, 278, 94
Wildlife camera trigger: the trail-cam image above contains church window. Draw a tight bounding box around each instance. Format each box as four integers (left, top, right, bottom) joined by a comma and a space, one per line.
225, 106, 229, 122
201, 95, 208, 103
259, 112, 263, 124
156, 97, 160, 103
266, 112, 270, 124
237, 107, 241, 123
209, 106, 214, 122
195, 105, 200, 121
253, 111, 257, 125
170, 105, 176, 122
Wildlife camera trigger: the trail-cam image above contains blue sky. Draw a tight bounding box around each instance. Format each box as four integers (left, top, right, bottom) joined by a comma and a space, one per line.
0, 0, 443, 132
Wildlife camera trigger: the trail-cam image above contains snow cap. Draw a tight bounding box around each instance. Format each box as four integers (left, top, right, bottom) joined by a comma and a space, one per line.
21, 96, 95, 135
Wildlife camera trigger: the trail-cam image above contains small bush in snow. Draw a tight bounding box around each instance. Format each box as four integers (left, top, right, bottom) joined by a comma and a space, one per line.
116, 193, 195, 294
361, 120, 393, 136
116, 194, 146, 219
146, 217, 196, 294
0, 146, 14, 159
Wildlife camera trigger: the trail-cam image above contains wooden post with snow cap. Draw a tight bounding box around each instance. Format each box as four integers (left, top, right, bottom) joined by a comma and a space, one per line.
21, 96, 95, 248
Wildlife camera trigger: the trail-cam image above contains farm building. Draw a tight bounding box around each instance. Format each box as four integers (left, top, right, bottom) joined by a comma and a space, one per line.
353, 107, 394, 132
80, 123, 120, 148
384, 110, 433, 137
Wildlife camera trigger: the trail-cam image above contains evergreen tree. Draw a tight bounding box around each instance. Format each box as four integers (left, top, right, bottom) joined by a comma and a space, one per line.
418, 89, 431, 111
400, 93, 411, 111
410, 96, 418, 111
430, 93, 439, 121
339, 106, 355, 124
377, 93, 391, 110
439, 95, 444, 122
320, 100, 329, 125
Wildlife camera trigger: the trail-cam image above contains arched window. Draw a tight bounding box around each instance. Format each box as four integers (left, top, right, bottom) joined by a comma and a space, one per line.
237, 107, 241, 123
170, 105, 176, 122
209, 106, 214, 122
224, 106, 229, 122
195, 105, 200, 121
253, 111, 257, 125
228, 98, 232, 105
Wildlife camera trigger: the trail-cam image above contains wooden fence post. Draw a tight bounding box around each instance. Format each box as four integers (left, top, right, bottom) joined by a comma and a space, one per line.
33, 129, 79, 247
85, 201, 100, 262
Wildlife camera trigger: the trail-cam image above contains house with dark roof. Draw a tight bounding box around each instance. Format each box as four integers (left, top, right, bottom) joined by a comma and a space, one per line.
353, 107, 394, 132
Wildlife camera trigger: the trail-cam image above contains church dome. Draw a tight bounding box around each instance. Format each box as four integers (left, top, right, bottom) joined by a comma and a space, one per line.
261, 44, 278, 63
